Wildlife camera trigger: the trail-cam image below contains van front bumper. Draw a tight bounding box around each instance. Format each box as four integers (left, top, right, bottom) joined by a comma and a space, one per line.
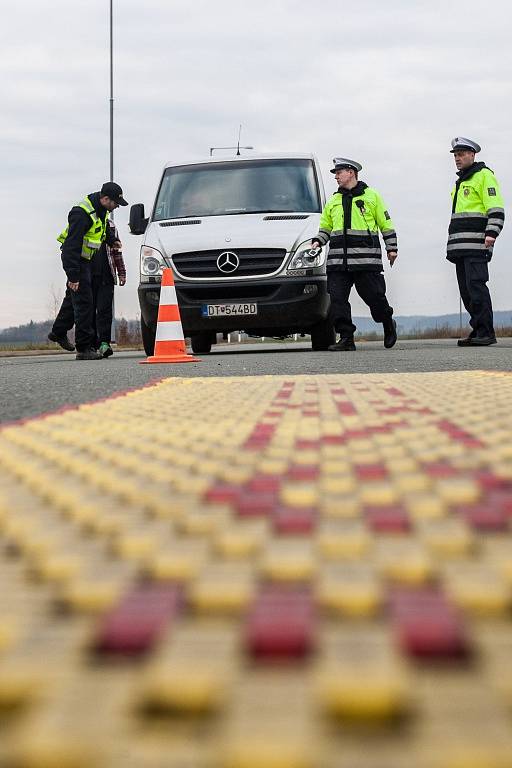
138, 276, 330, 336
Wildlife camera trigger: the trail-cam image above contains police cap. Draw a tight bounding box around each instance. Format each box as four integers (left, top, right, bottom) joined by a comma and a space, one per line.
330, 157, 363, 174
450, 137, 481, 154
100, 181, 129, 206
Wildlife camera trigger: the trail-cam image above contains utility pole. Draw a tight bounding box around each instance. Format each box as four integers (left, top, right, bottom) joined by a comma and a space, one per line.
109, 0, 114, 182
109, 0, 115, 344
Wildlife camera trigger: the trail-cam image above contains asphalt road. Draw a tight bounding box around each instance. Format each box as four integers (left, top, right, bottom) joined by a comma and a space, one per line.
1, 338, 511, 424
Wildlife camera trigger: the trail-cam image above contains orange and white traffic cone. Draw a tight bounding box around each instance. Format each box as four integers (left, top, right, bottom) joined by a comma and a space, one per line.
140, 268, 200, 364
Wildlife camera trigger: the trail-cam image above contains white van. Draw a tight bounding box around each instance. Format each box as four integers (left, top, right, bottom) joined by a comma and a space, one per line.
129, 153, 334, 354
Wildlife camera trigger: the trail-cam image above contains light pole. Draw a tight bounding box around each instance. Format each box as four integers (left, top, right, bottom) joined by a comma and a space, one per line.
109, 0, 114, 182
109, 0, 115, 344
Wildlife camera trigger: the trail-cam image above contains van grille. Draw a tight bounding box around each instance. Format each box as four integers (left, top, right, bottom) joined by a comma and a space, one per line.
172, 248, 287, 278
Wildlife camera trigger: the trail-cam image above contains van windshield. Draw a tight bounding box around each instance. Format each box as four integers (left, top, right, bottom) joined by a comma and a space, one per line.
153, 159, 321, 220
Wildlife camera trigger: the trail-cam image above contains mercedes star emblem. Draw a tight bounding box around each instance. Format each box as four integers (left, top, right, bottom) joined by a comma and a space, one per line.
217, 251, 239, 274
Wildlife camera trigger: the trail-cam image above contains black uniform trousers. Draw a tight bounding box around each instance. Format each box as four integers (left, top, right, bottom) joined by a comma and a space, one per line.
52, 261, 95, 352
455, 259, 495, 339
52, 267, 115, 348
92, 274, 114, 345
327, 270, 393, 338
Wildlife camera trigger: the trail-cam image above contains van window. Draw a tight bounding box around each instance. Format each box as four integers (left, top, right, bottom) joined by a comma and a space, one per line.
153, 159, 321, 220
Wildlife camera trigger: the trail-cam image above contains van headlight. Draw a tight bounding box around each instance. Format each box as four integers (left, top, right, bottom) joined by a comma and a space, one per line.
140, 246, 166, 277
287, 240, 325, 273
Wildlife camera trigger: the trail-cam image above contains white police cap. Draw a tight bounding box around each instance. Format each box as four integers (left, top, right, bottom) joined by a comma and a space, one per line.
330, 157, 363, 173
450, 137, 481, 153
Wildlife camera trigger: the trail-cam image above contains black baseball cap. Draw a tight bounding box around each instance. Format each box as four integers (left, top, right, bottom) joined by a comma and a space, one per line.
100, 182, 129, 206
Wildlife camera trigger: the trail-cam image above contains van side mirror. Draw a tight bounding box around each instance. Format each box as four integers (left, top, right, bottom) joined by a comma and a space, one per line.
129, 203, 149, 235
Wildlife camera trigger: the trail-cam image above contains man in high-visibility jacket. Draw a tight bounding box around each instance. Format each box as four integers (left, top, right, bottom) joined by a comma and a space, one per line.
447, 137, 505, 346
311, 158, 398, 351
49, 182, 128, 360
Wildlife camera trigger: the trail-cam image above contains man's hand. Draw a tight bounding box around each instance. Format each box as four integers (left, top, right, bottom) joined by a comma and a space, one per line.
113, 240, 123, 250
68, 281, 79, 292
484, 236, 496, 249
311, 240, 321, 250
387, 251, 398, 266
119, 277, 126, 286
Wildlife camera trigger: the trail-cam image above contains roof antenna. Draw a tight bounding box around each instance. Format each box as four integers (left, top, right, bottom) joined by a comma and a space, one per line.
236, 124, 242, 156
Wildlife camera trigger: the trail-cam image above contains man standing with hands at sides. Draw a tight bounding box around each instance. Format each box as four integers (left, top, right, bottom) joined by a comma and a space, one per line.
311, 158, 398, 351
447, 138, 505, 346
49, 182, 128, 360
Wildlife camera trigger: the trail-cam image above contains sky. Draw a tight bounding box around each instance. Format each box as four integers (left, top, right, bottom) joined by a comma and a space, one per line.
1, 0, 512, 328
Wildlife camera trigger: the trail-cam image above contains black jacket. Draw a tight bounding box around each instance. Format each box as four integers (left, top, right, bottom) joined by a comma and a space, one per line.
61, 192, 116, 282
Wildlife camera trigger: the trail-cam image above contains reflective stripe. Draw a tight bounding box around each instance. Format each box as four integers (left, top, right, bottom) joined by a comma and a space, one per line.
487, 207, 505, 216
346, 228, 377, 236
448, 231, 485, 240
78, 199, 95, 214
451, 212, 486, 219
328, 258, 382, 266
316, 230, 330, 245
346, 247, 381, 255
486, 225, 502, 234
328, 247, 382, 257
487, 218, 504, 227
447, 243, 487, 251
348, 258, 382, 265
159, 286, 178, 306
155, 321, 185, 342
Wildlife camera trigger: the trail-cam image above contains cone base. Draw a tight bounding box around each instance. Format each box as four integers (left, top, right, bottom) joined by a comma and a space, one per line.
140, 353, 200, 364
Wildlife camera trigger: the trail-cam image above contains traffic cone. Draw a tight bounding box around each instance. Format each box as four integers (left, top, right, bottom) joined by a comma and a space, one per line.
140, 268, 200, 364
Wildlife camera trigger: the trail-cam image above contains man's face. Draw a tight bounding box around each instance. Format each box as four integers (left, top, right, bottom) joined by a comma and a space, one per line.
453, 150, 475, 171
100, 195, 119, 212
334, 168, 355, 187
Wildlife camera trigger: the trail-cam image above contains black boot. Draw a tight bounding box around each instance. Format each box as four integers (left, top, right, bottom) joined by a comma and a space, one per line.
328, 337, 356, 351
466, 336, 497, 346
48, 332, 75, 352
457, 330, 476, 347
383, 318, 397, 349
76, 347, 102, 360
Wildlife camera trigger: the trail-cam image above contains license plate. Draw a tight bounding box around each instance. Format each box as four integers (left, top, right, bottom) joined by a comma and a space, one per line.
202, 303, 258, 317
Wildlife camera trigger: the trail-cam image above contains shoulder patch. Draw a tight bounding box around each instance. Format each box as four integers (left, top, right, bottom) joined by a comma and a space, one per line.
488, 187, 496, 196
384, 210, 391, 220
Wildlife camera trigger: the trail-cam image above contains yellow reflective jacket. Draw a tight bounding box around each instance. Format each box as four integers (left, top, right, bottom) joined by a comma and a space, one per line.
447, 162, 505, 262
315, 182, 397, 272
57, 196, 109, 261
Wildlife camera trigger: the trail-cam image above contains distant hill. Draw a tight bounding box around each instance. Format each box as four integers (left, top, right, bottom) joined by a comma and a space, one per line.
0, 318, 141, 344
353, 310, 512, 334
1, 311, 511, 342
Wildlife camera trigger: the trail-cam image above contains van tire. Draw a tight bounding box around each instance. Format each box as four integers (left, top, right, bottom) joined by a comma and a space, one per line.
310, 318, 336, 351
191, 334, 212, 354
141, 315, 156, 357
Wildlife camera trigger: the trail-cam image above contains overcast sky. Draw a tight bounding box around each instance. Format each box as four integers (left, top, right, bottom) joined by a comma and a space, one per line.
1, 0, 511, 328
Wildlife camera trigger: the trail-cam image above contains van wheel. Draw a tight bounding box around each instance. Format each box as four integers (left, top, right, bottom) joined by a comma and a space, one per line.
310, 318, 335, 351
141, 315, 156, 356
191, 334, 212, 354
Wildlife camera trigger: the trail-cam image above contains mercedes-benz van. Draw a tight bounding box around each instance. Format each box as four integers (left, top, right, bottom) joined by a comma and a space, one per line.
130, 153, 334, 354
